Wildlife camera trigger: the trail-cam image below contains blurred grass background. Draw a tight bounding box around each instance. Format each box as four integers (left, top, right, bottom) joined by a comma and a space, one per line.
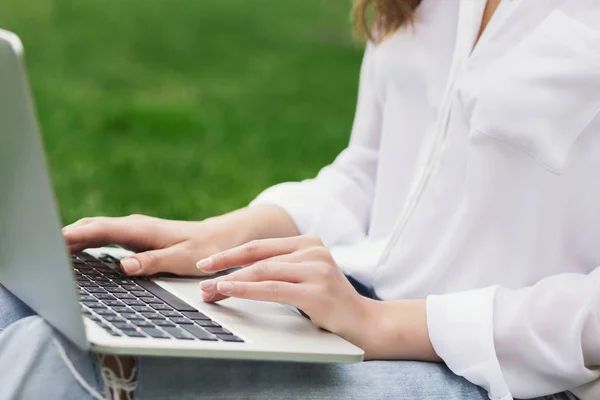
0, 0, 363, 223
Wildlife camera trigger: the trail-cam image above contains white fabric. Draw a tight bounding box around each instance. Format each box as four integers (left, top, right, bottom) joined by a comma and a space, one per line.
251, 0, 600, 399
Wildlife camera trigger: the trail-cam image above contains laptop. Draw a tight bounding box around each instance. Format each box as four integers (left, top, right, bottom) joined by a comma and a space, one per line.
0, 29, 363, 363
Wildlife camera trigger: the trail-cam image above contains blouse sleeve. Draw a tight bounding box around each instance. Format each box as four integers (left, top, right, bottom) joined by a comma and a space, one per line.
427, 267, 600, 399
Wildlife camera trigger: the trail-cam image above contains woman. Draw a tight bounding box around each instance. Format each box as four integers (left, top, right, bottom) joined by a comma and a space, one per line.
2, 0, 600, 399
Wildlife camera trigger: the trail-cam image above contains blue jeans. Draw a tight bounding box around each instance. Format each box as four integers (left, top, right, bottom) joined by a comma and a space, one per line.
0, 283, 576, 400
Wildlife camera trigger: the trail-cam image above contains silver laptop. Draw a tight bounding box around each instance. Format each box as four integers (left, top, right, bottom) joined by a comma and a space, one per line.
0, 29, 363, 363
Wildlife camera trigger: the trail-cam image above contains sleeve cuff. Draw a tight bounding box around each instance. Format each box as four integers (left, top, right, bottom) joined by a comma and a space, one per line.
250, 182, 365, 247
427, 286, 512, 400
249, 182, 321, 237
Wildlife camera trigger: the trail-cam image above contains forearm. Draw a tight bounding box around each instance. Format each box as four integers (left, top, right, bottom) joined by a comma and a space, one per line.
359, 299, 441, 362
208, 205, 300, 248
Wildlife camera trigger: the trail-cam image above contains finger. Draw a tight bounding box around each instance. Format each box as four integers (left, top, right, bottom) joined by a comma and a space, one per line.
201, 290, 227, 303
196, 235, 319, 273
200, 261, 307, 294
63, 218, 158, 252
120, 244, 206, 277
67, 243, 88, 254
63, 217, 102, 232
211, 280, 305, 306
198, 252, 309, 302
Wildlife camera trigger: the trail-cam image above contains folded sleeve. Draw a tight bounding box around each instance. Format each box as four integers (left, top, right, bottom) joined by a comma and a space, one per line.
250, 43, 382, 247
427, 267, 600, 400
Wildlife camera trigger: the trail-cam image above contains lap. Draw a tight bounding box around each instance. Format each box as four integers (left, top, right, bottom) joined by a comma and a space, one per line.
0, 284, 569, 400
0, 318, 487, 400
135, 357, 487, 400
0, 316, 101, 400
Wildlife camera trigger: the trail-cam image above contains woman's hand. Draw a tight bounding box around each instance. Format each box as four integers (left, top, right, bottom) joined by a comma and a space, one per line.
196, 235, 379, 352
197, 235, 441, 361
62, 205, 299, 277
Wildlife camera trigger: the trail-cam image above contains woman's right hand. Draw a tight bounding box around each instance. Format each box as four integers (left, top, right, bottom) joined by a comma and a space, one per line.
62, 205, 299, 277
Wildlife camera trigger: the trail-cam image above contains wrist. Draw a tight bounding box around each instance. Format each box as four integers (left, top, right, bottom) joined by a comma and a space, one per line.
207, 205, 300, 250
360, 299, 441, 362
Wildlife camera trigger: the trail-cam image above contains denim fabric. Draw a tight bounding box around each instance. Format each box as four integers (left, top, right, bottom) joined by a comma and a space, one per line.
0, 284, 579, 400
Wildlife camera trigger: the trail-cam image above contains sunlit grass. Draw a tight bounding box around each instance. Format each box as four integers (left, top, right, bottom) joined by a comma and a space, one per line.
0, 0, 362, 222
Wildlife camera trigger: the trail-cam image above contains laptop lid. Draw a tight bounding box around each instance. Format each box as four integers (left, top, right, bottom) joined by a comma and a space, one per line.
0, 29, 88, 349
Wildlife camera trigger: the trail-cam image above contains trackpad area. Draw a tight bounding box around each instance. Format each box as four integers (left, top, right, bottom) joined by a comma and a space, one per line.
154, 278, 325, 346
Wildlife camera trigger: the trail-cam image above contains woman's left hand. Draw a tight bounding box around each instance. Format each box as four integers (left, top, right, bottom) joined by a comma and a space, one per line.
196, 235, 377, 350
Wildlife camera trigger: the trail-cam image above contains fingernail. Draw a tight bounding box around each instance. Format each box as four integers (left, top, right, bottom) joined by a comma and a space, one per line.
217, 282, 233, 294
196, 257, 213, 271
200, 279, 215, 290
121, 258, 141, 274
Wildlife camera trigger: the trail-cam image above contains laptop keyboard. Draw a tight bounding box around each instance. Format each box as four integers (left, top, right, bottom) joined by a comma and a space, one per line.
72, 252, 244, 343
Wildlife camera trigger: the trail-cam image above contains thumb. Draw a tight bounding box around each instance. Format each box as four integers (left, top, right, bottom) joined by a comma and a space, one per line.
120, 246, 185, 276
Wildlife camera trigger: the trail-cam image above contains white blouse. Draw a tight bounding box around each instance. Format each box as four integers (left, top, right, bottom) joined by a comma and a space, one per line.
251, 0, 600, 399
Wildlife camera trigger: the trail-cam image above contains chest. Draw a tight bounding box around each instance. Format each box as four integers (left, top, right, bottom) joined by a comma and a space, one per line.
372, 0, 600, 174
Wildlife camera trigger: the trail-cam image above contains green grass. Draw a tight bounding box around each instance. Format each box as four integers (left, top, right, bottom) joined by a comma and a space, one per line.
0, 0, 363, 223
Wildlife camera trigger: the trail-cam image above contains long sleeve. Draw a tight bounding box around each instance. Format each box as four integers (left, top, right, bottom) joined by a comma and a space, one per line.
427, 267, 600, 400
250, 43, 382, 247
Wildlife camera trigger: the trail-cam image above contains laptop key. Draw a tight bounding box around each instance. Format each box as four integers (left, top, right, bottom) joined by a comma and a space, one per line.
151, 304, 172, 311
163, 327, 194, 340
180, 325, 217, 341
154, 320, 176, 327
194, 320, 219, 328
114, 293, 136, 300
75, 252, 98, 262
100, 283, 119, 289
136, 280, 197, 312
95, 294, 116, 301
141, 312, 164, 320
131, 290, 151, 297
121, 312, 143, 320
124, 300, 146, 307
113, 278, 134, 285
181, 311, 210, 320
206, 327, 230, 335
104, 315, 125, 323
95, 309, 115, 316
112, 306, 129, 313
121, 284, 139, 291
105, 287, 127, 294
100, 253, 122, 264
98, 322, 112, 330
142, 297, 163, 304
86, 287, 107, 294
132, 320, 154, 327
80, 295, 96, 302
77, 281, 98, 287
83, 301, 105, 309
159, 310, 181, 318
122, 329, 145, 338
103, 272, 122, 278
103, 300, 124, 307
216, 334, 244, 343
112, 321, 132, 330
132, 306, 153, 312
140, 327, 169, 339
171, 317, 193, 325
